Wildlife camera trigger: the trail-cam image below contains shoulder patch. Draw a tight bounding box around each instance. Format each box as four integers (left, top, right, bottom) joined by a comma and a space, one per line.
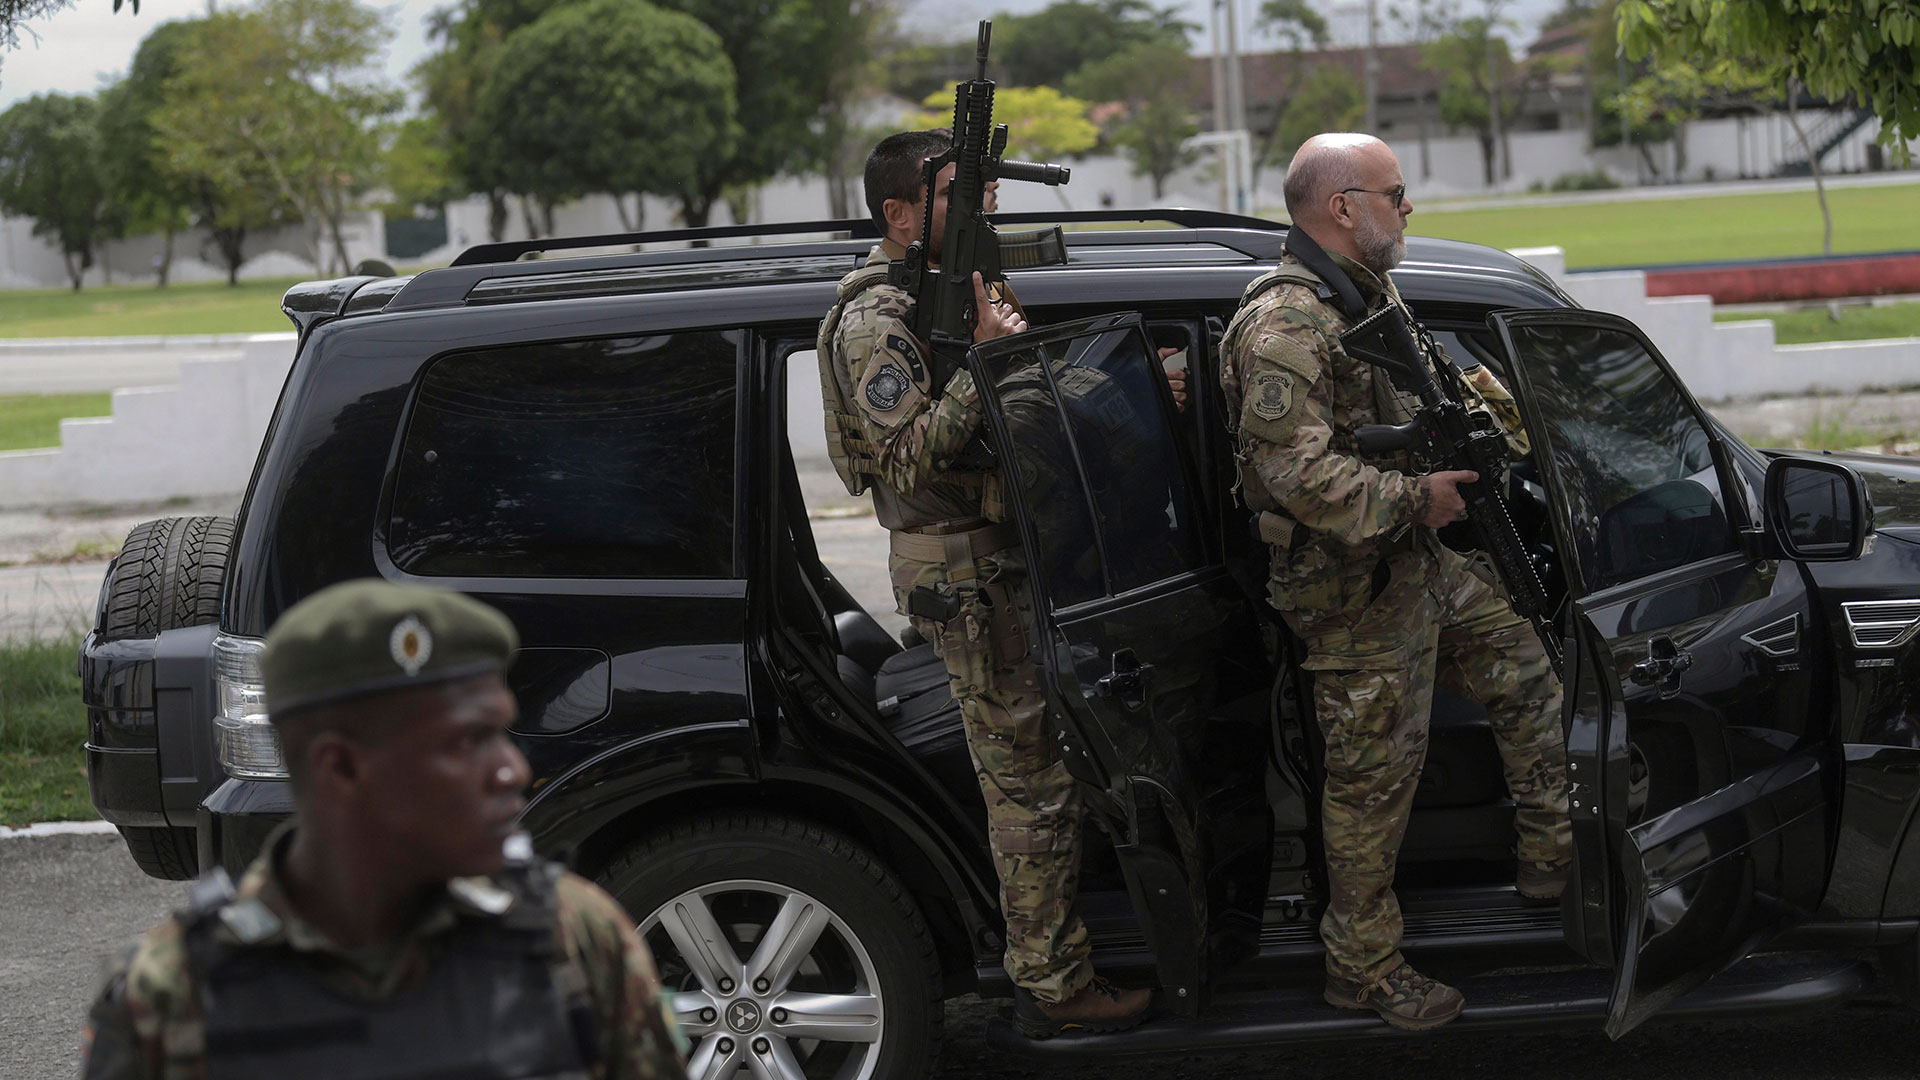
885, 334, 926, 382
864, 364, 910, 412
1252, 371, 1295, 421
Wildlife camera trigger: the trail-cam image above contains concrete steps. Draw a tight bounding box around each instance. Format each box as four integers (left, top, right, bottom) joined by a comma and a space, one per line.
0, 334, 293, 508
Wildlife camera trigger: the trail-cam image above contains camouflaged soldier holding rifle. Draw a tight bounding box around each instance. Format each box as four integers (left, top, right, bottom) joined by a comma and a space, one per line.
815, 129, 1154, 1038
80, 580, 687, 1080
1219, 133, 1573, 1031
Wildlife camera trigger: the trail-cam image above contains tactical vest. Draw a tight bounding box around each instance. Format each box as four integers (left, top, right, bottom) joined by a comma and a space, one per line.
816, 264, 894, 496
175, 861, 599, 1080
1221, 261, 1422, 517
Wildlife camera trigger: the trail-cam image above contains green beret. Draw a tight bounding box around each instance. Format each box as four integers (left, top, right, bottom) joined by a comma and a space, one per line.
262, 579, 519, 717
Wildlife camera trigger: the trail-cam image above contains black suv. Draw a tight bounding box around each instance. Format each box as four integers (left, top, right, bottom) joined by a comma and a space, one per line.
84, 211, 1920, 1074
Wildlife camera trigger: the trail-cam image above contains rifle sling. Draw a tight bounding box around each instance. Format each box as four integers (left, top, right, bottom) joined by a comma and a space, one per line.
1282, 226, 1368, 322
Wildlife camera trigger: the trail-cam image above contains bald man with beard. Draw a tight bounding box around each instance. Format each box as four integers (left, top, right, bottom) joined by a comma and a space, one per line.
1217, 133, 1572, 1031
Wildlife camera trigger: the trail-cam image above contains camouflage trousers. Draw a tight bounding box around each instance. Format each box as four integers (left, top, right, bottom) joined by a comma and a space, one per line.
1284, 545, 1571, 986
892, 540, 1095, 1005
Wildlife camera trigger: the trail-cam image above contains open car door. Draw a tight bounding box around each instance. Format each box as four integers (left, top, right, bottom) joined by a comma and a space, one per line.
1490, 309, 1839, 1038
966, 312, 1271, 1014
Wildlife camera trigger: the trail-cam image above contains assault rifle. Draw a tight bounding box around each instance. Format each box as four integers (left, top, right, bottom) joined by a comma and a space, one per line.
889, 19, 1073, 395
1342, 304, 1564, 675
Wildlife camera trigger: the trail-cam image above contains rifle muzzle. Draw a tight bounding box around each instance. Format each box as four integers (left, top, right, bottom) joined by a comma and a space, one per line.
998, 159, 1071, 185
997, 226, 1070, 270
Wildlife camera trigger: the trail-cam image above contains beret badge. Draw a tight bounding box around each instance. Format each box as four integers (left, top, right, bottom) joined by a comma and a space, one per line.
389, 615, 434, 676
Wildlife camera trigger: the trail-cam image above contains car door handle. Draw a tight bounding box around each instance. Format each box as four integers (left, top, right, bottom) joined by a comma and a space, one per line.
1630, 636, 1693, 697
1094, 649, 1154, 710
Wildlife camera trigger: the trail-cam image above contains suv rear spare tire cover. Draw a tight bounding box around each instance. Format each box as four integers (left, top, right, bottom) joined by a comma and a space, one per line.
98, 515, 234, 641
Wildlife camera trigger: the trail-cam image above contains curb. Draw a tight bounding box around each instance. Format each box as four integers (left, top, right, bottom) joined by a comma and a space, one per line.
0, 819, 117, 839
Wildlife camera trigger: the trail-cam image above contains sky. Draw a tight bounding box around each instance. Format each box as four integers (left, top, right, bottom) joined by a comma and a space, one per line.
0, 0, 1570, 112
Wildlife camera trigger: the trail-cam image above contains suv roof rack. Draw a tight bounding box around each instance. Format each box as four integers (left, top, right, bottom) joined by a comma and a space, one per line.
450, 209, 1285, 267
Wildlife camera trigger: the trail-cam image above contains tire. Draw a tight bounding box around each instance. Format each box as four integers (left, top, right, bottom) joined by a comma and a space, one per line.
95, 516, 233, 880
117, 824, 199, 881
598, 812, 942, 1080
98, 515, 234, 641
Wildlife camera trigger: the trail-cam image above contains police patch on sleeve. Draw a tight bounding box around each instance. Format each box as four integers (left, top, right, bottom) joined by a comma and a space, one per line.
1252, 371, 1294, 421
864, 364, 910, 412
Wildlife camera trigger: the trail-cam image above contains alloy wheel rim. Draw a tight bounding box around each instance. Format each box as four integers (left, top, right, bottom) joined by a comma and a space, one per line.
640, 879, 886, 1080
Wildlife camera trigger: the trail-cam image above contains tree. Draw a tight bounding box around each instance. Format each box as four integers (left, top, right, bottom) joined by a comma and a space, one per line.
1617, 0, 1920, 160
813, 0, 898, 221
917, 84, 1100, 160
994, 0, 1189, 89
1069, 39, 1201, 198
474, 0, 737, 232
413, 0, 574, 241
0, 94, 110, 290
646, 0, 877, 227
1421, 12, 1552, 186
156, 0, 402, 275
94, 20, 204, 286
382, 115, 462, 215
1614, 56, 1774, 180
1253, 0, 1331, 181
1271, 63, 1367, 165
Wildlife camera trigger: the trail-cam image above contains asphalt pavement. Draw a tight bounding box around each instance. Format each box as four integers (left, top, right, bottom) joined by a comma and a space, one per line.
4, 831, 1919, 1080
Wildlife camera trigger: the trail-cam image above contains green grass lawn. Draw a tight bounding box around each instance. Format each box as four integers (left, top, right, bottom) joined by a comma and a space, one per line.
0, 276, 303, 338
1714, 299, 1920, 344
0, 634, 92, 825
1412, 181, 1920, 269
0, 392, 112, 451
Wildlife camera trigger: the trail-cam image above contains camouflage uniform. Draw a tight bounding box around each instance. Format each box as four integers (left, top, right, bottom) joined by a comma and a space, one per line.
80, 826, 686, 1080
818, 240, 1093, 1004
1219, 248, 1571, 988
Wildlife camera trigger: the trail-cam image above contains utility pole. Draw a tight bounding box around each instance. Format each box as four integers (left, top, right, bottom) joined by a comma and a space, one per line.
1219, 0, 1249, 211
1485, 5, 1504, 189
1211, 0, 1229, 210
1364, 0, 1380, 132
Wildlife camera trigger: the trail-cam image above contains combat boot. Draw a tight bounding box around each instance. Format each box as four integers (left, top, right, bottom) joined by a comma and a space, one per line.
1012, 976, 1154, 1038
1324, 961, 1465, 1031
1516, 858, 1570, 902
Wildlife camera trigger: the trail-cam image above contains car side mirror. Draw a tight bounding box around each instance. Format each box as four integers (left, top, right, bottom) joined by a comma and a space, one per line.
1764, 456, 1873, 561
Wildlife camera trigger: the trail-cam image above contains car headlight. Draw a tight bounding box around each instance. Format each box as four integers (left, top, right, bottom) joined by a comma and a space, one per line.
213, 634, 286, 780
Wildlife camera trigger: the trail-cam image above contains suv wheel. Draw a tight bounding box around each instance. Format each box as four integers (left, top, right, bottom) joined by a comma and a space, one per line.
97, 515, 234, 879
598, 812, 941, 1080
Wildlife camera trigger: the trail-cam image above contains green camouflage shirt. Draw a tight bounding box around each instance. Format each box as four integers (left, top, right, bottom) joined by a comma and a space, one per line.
80, 829, 686, 1080
825, 240, 1004, 530
1220, 249, 1528, 628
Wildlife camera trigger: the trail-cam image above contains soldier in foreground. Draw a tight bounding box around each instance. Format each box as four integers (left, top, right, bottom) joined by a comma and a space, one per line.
80, 580, 687, 1080
815, 128, 1153, 1038
1219, 132, 1571, 1030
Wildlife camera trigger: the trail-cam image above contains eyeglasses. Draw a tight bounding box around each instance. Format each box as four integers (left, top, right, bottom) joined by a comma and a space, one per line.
1340, 185, 1408, 204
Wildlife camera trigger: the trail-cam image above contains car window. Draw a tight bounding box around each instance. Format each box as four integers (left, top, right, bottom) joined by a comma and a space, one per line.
984, 317, 1206, 606
1504, 321, 1737, 592
387, 332, 738, 578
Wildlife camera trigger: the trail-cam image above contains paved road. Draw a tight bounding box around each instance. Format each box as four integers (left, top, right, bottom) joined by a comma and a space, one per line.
4, 832, 1918, 1079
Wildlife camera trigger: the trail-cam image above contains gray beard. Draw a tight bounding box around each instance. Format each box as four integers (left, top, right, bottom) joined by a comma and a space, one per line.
1355, 216, 1407, 275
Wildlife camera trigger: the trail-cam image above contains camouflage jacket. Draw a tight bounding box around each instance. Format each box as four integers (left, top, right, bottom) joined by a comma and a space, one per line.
80, 829, 686, 1080
822, 239, 1003, 531
1219, 249, 1527, 629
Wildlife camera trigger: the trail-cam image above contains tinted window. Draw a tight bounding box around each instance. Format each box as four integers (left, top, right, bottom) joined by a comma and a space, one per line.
982, 316, 1205, 607
388, 332, 737, 578
1505, 322, 1735, 591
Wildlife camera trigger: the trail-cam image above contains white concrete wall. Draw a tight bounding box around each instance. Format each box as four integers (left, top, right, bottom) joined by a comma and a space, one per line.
0, 335, 294, 508
1513, 246, 1920, 401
